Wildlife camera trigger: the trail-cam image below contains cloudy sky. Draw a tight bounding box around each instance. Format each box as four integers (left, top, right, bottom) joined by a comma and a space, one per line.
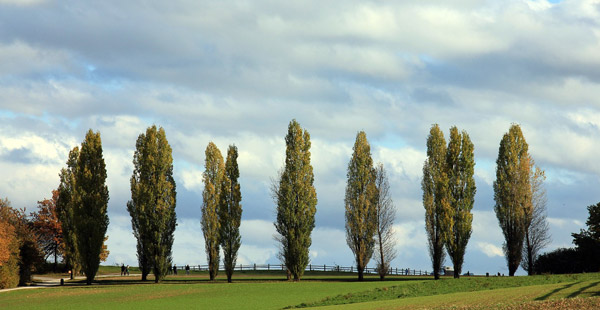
1, 0, 599, 276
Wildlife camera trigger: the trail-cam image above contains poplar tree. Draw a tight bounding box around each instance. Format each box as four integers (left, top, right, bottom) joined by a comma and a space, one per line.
202, 142, 224, 281
127, 125, 177, 283
73, 130, 109, 285
219, 145, 242, 283
373, 163, 397, 280
422, 124, 451, 280
56, 147, 80, 280
494, 124, 532, 276
445, 127, 476, 278
274, 119, 317, 281
345, 131, 378, 281
521, 160, 550, 275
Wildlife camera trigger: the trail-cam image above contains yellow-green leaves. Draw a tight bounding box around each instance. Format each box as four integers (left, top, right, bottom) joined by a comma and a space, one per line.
127, 125, 176, 283
274, 119, 317, 281
494, 124, 532, 276
422, 124, 451, 280
345, 131, 377, 281
202, 142, 224, 281
446, 126, 476, 278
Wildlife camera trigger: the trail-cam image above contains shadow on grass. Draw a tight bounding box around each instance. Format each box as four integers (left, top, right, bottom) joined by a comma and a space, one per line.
567, 280, 600, 299
535, 281, 580, 301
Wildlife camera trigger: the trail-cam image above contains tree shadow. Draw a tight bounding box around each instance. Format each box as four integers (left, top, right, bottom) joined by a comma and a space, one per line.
535, 281, 580, 301
567, 281, 600, 298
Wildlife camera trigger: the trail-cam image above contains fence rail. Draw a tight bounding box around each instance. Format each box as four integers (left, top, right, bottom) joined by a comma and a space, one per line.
167, 263, 430, 276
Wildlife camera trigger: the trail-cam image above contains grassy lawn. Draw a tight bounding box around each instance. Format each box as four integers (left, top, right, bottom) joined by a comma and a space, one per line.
1, 267, 599, 309
1, 270, 418, 310
291, 273, 600, 308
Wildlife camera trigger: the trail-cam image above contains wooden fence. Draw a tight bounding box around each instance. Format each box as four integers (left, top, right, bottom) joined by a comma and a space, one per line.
171, 263, 430, 276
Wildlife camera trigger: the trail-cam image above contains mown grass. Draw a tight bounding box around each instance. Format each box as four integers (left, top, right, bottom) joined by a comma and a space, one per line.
313, 281, 600, 309
0, 270, 415, 310
2, 267, 599, 310
290, 273, 600, 308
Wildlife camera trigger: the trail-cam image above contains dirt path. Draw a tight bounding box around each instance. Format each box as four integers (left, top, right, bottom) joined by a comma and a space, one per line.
0, 273, 124, 293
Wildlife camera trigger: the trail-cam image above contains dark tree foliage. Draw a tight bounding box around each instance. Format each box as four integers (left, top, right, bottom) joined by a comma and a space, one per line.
219, 145, 242, 283
571, 203, 600, 273
534, 248, 581, 274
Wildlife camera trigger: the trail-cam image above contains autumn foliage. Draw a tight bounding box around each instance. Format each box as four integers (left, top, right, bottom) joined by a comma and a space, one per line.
31, 190, 63, 269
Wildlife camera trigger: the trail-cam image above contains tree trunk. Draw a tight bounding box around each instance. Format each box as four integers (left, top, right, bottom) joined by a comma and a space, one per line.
454, 262, 461, 279
358, 266, 364, 281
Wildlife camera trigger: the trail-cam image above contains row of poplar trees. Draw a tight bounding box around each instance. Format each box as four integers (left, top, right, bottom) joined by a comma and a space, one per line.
200, 142, 242, 283
423, 123, 549, 279
272, 120, 397, 282
57, 126, 178, 284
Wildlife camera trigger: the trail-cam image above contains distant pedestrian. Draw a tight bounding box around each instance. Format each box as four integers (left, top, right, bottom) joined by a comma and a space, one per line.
173, 264, 177, 275
185, 264, 190, 275
121, 264, 125, 276
126, 265, 130, 276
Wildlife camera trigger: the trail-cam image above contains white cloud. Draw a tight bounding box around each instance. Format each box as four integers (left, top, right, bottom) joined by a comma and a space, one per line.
1, 0, 599, 276
477, 242, 504, 258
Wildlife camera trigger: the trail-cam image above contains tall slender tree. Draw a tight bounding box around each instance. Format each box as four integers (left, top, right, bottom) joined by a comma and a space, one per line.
202, 142, 224, 281
274, 119, 317, 281
219, 145, 242, 283
345, 131, 378, 281
521, 160, 550, 275
127, 125, 177, 283
73, 130, 110, 285
56, 147, 80, 280
373, 163, 397, 280
494, 124, 532, 276
445, 127, 476, 278
422, 124, 451, 280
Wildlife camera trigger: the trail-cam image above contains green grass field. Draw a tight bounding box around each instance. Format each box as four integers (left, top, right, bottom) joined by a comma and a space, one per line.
1, 267, 599, 309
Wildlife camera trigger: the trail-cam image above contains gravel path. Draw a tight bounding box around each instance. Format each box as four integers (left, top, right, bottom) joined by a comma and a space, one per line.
0, 273, 124, 293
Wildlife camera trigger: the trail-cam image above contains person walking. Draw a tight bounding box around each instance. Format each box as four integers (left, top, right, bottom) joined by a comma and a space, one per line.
185, 264, 190, 275
173, 264, 177, 275
126, 265, 130, 276
121, 264, 125, 276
